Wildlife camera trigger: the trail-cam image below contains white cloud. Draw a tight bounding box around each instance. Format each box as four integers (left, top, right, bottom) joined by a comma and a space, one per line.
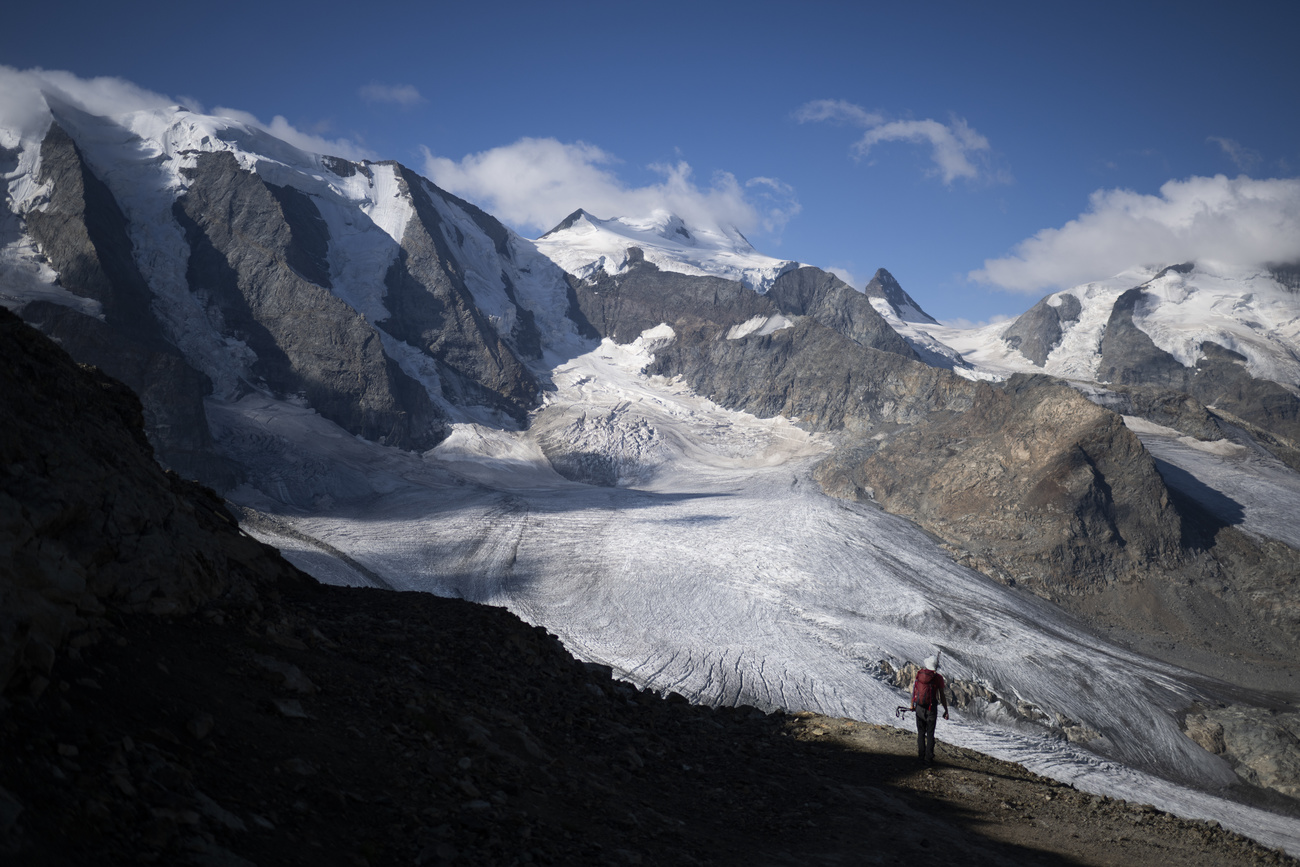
793, 99, 884, 128
0, 66, 373, 161
854, 117, 989, 184
359, 82, 424, 106
422, 137, 800, 238
940, 314, 1013, 330
210, 107, 374, 161
971, 175, 1300, 292
0, 65, 175, 142
796, 99, 994, 185
1208, 136, 1261, 172
825, 266, 860, 288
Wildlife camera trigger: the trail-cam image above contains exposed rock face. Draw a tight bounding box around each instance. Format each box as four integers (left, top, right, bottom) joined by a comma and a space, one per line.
1098, 288, 1193, 390
652, 319, 974, 435
1099, 287, 1300, 446
1004, 293, 1083, 366
0, 307, 311, 694
376, 164, 539, 421
766, 266, 919, 359
174, 151, 446, 450
572, 253, 775, 344
571, 258, 974, 435
1184, 705, 1300, 799
863, 267, 938, 324
1082, 385, 1227, 441
830, 374, 1185, 595
19, 124, 225, 484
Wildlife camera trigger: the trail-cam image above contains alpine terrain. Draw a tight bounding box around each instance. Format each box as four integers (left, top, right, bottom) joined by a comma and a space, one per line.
2, 85, 1299, 861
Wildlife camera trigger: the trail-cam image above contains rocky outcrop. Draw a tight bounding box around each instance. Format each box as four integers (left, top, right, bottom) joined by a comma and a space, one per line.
572, 253, 775, 344
1081, 385, 1228, 442
1184, 705, 1300, 799
0, 307, 312, 695
652, 318, 975, 435
1004, 293, 1083, 366
377, 164, 540, 421
19, 124, 227, 484
174, 151, 446, 451
766, 266, 918, 359
1099, 287, 1300, 447
1099, 288, 1196, 390
829, 374, 1186, 595
572, 259, 973, 435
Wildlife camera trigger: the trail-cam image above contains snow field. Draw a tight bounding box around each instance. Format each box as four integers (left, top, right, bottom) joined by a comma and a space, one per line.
533, 208, 799, 293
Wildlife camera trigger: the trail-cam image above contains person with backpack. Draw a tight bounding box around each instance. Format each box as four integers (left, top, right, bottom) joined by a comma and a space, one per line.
911, 655, 949, 764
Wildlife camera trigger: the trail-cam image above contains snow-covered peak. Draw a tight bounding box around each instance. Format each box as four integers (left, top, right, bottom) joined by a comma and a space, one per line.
926, 262, 1300, 388
533, 208, 800, 293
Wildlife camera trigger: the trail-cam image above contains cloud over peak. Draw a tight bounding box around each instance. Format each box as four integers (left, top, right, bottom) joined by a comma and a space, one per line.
0, 66, 375, 161
796, 99, 995, 184
971, 174, 1300, 292
423, 137, 800, 239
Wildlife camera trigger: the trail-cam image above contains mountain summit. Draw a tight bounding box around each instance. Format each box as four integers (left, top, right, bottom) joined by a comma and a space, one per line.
534, 208, 800, 292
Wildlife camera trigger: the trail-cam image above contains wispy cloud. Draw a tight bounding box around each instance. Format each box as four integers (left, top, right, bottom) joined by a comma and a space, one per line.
793, 99, 884, 128
971, 175, 1300, 292
0, 66, 373, 161
359, 82, 424, 107
422, 137, 800, 238
1208, 136, 1262, 172
939, 314, 1013, 330
210, 106, 374, 161
825, 266, 860, 289
0, 65, 175, 142
796, 99, 997, 185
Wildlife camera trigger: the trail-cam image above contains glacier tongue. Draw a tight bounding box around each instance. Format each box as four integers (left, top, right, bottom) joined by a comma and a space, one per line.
231, 334, 1300, 856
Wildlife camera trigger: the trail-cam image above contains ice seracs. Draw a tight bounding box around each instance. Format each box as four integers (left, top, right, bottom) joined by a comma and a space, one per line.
534, 207, 801, 292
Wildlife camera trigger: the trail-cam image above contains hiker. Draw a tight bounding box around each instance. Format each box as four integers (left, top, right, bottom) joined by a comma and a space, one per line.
911, 655, 948, 764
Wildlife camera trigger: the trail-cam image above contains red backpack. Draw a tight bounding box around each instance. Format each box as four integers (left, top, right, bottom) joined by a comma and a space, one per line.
912, 669, 941, 709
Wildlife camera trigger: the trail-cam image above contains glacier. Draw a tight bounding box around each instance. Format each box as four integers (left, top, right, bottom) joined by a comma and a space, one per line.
231, 331, 1300, 856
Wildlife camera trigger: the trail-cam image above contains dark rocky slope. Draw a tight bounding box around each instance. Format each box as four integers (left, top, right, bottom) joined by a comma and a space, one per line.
1, 312, 1292, 864
766, 266, 919, 359
375, 163, 540, 420
0, 306, 310, 696
20, 123, 227, 485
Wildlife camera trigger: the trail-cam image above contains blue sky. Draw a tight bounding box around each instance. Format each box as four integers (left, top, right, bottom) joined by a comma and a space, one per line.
3, 0, 1298, 324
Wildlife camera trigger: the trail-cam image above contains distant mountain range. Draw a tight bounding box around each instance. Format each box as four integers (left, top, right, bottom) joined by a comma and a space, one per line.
4, 97, 1300, 840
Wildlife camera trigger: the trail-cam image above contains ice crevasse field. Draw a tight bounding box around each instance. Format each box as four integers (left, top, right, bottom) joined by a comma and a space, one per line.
232, 329, 1300, 856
